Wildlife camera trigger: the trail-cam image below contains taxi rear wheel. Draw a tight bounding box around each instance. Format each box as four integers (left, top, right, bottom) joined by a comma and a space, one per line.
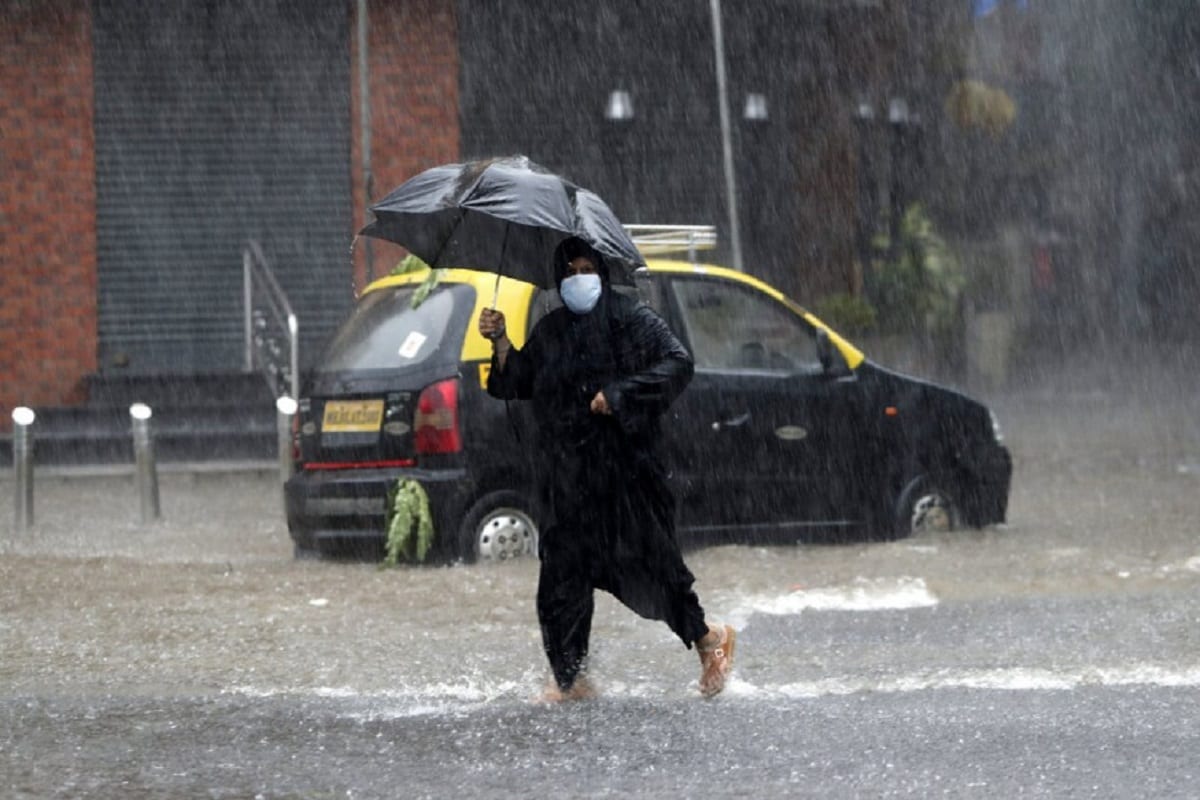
458, 491, 539, 564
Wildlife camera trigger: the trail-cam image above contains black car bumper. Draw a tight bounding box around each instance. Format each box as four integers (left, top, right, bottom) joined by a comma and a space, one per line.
958, 444, 1013, 527
284, 466, 474, 557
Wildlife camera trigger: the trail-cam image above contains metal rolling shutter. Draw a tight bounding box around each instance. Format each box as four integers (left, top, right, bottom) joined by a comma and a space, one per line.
92, 0, 352, 374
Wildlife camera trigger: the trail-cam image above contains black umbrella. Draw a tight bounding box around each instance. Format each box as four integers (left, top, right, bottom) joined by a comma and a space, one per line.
359, 155, 644, 290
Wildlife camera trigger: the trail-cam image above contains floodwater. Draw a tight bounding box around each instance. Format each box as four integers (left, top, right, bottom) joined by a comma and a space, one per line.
2, 347, 1199, 797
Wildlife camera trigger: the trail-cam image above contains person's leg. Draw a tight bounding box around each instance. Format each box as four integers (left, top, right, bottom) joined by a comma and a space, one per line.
603, 465, 709, 646
606, 569, 736, 697
604, 458, 737, 695
536, 525, 595, 695
612, 572, 709, 649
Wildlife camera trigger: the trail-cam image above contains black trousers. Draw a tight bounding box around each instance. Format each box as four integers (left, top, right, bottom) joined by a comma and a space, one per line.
536, 513, 709, 691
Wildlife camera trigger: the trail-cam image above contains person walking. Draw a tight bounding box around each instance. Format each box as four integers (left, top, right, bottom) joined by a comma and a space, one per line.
478, 237, 735, 701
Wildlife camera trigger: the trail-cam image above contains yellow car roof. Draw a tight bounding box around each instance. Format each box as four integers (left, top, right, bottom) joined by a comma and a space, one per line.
642, 259, 865, 368
363, 261, 864, 369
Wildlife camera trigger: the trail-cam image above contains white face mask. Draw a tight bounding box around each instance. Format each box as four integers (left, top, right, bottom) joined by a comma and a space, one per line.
559, 273, 602, 314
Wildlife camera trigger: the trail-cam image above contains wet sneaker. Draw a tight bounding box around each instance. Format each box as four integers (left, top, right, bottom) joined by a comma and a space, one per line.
697, 624, 736, 698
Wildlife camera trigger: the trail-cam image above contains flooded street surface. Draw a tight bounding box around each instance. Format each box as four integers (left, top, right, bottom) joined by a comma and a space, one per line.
3, 351, 1200, 798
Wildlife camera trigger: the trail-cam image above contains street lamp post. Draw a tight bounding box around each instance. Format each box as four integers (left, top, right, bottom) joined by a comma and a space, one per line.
604, 90, 634, 123
740, 91, 769, 274
887, 97, 911, 267
743, 92, 768, 122
854, 99, 879, 295
854, 95, 918, 300
602, 88, 635, 219
710, 0, 744, 271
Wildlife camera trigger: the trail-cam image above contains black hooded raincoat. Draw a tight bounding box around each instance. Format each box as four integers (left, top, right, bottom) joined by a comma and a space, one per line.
487, 275, 707, 690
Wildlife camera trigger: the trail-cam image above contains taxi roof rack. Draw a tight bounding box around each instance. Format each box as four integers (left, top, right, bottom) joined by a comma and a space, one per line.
624, 224, 717, 263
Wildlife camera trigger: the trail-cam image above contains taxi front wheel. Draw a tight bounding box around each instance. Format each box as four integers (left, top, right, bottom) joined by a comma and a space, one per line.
892, 475, 961, 539
457, 491, 540, 564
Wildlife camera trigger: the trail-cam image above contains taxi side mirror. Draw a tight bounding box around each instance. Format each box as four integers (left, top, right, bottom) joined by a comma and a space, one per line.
816, 328, 850, 376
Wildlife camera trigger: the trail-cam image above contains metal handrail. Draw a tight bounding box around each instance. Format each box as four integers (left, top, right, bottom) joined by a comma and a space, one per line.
242, 241, 299, 401
624, 224, 718, 263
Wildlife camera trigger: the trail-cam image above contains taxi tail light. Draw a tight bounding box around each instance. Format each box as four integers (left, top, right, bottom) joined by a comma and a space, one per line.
415, 378, 462, 454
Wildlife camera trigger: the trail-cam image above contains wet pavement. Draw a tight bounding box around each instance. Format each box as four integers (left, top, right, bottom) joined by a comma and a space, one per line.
2, 349, 1199, 798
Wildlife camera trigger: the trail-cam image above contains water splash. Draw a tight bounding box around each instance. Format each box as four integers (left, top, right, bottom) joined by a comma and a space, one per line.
720, 576, 939, 628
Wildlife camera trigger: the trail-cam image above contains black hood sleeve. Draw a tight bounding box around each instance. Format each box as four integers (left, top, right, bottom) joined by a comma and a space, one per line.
602, 298, 693, 434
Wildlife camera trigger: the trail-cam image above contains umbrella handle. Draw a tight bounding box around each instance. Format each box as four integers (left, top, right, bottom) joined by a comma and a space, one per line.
491, 224, 510, 311
480, 273, 503, 341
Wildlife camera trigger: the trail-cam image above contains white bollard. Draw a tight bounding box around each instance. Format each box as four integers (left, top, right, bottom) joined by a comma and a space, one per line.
12, 406, 35, 532
129, 403, 160, 523
275, 395, 298, 485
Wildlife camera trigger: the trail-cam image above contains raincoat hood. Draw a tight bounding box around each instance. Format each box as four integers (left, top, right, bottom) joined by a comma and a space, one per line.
553, 237, 610, 290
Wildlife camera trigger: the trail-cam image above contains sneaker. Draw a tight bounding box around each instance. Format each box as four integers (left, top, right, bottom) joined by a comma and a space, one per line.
697, 624, 736, 698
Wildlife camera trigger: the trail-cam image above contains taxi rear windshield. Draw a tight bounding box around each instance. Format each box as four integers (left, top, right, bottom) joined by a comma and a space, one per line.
315, 283, 474, 372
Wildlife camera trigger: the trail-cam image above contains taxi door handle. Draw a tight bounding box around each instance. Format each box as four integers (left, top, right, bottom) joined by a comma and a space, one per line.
712, 412, 751, 431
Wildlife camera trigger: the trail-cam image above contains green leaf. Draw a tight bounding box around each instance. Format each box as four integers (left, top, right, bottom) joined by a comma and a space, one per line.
411, 268, 446, 309
382, 478, 436, 566
391, 254, 429, 276
387, 255, 444, 310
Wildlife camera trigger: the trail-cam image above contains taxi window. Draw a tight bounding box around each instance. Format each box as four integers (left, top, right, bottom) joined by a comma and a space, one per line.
316, 284, 473, 372
634, 271, 665, 314
669, 277, 820, 372
527, 287, 562, 335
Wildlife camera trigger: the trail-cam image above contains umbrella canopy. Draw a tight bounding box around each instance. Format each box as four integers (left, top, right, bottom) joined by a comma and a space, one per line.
360, 156, 644, 288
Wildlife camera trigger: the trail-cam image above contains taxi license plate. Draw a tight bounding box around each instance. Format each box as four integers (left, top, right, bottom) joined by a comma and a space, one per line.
322, 399, 384, 433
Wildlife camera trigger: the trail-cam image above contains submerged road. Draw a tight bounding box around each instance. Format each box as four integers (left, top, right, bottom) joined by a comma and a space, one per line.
3, 583, 1198, 798
2, 351, 1199, 798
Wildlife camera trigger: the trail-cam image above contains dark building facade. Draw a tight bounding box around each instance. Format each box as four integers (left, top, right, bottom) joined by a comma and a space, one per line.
11, 1, 1191, 429
4, 0, 897, 425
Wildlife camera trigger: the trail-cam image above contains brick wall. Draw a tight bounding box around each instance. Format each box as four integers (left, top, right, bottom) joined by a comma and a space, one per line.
0, 1, 97, 429
0, 1, 461, 427
351, 0, 461, 289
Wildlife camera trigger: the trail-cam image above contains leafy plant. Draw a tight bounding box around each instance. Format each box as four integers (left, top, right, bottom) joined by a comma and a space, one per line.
869, 204, 965, 337
389, 254, 445, 309
383, 478, 435, 565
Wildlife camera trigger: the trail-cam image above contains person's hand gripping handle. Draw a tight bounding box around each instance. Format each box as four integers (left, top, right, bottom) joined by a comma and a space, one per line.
480, 274, 507, 342
478, 307, 507, 341
479, 307, 512, 370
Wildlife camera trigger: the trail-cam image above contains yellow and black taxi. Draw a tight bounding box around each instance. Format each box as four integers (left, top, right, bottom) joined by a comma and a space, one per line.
284, 242, 1012, 560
